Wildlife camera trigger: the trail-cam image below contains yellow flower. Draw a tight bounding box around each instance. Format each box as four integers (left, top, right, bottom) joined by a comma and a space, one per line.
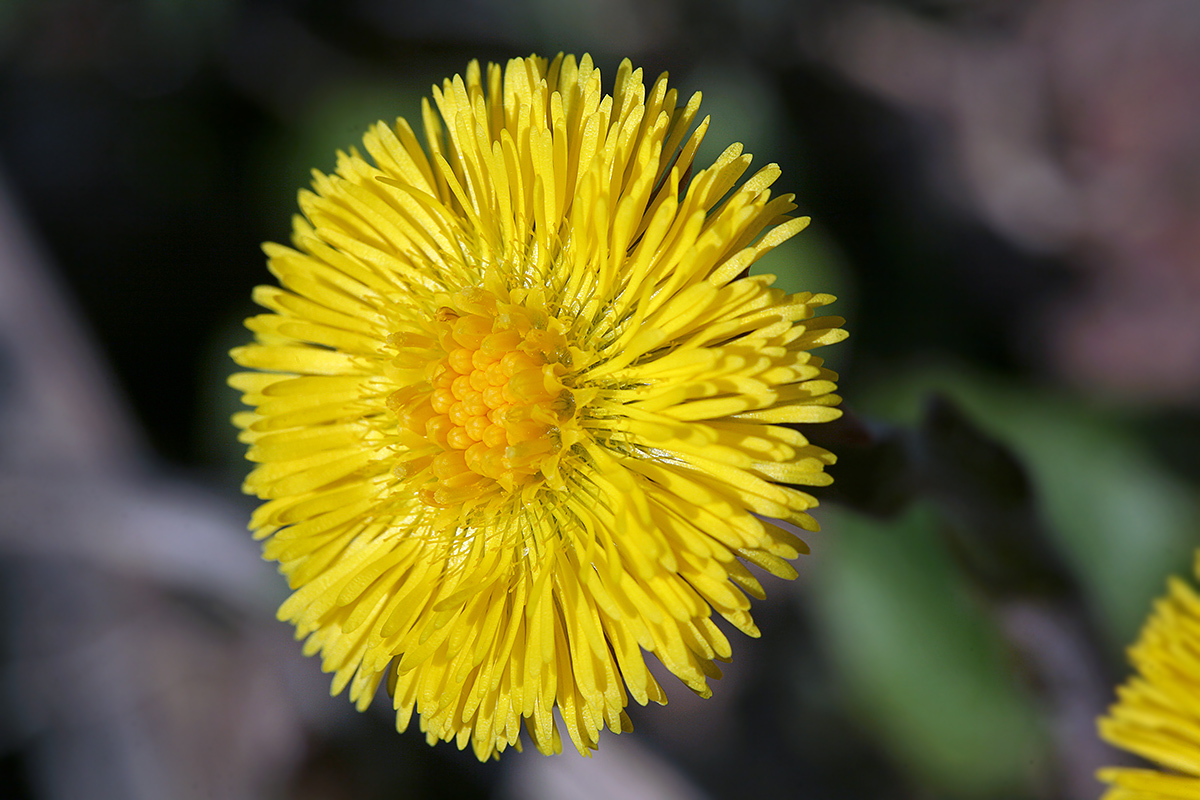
1098, 552, 1200, 798
230, 53, 846, 761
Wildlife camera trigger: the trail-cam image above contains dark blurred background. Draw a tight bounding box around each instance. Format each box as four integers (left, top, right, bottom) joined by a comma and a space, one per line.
1, 1, 1198, 798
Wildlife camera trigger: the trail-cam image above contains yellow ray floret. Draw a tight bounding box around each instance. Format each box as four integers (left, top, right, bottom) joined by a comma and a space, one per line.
1097, 551, 1200, 799
230, 53, 848, 761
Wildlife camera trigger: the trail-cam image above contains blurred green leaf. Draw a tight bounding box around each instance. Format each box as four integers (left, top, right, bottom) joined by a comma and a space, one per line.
812, 503, 1047, 797
917, 394, 1078, 600
855, 364, 1198, 648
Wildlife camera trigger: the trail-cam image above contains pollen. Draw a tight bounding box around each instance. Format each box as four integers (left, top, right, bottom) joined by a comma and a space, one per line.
388, 288, 576, 506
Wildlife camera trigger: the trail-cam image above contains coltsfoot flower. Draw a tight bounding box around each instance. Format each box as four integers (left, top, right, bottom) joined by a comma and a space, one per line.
1098, 551, 1200, 798
230, 53, 847, 760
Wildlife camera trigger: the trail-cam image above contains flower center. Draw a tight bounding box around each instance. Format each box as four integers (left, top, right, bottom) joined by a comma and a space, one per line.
387, 288, 575, 508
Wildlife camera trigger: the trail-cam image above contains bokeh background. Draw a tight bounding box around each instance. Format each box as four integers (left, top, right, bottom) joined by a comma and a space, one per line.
1, 1, 1198, 798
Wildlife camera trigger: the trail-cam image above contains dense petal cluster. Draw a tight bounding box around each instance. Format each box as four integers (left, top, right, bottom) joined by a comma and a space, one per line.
1098, 551, 1200, 799
230, 53, 846, 760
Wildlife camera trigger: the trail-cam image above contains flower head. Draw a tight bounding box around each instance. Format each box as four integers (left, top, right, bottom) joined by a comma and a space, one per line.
1098, 551, 1200, 798
230, 53, 846, 760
